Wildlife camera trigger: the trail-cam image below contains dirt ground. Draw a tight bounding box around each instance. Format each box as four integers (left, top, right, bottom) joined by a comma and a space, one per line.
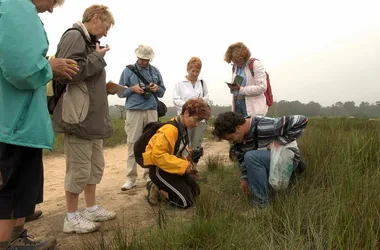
26, 139, 231, 249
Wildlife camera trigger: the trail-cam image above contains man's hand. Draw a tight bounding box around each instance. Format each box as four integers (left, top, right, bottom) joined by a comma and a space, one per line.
49, 58, 79, 80
240, 179, 250, 196
149, 83, 158, 92
131, 84, 144, 94
96, 43, 110, 57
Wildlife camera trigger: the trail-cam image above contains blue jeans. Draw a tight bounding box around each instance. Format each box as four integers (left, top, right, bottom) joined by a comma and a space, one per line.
244, 150, 271, 207
235, 99, 248, 117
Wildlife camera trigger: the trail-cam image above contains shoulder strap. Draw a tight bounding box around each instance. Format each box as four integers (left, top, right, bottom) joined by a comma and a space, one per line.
200, 79, 204, 97
248, 58, 257, 77
126, 64, 149, 86
164, 119, 188, 155
62, 28, 92, 46
127, 64, 161, 102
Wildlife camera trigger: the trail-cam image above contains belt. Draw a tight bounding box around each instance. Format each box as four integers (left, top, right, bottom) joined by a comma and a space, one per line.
234, 95, 245, 100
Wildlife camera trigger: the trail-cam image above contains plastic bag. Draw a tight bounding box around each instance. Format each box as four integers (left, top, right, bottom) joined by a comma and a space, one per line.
268, 141, 297, 191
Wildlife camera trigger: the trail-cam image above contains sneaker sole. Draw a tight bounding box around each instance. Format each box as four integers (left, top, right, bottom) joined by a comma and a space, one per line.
120, 184, 137, 191
90, 215, 117, 222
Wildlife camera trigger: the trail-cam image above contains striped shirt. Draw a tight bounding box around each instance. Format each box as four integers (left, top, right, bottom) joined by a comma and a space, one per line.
237, 115, 308, 180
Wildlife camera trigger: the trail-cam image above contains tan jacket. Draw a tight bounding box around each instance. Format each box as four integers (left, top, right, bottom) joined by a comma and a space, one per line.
53, 22, 112, 139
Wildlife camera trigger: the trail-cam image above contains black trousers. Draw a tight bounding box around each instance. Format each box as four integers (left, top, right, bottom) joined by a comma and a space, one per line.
0, 142, 43, 219
149, 166, 200, 209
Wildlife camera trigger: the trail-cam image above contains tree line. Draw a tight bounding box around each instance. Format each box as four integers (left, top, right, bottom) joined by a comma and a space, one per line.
110, 101, 380, 119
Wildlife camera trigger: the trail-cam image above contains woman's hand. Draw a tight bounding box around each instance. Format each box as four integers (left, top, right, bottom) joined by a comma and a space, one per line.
186, 161, 194, 174
49, 58, 79, 80
228, 84, 241, 92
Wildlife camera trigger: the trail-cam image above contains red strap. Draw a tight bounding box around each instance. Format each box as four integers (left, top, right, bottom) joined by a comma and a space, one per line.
248, 58, 257, 76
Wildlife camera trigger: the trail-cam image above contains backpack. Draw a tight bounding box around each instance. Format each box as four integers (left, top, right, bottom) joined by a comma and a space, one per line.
233, 58, 274, 107
134, 119, 187, 168
47, 28, 92, 115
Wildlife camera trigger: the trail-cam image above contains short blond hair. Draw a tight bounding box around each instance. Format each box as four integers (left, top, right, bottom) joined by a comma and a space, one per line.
187, 57, 202, 70
53, 0, 65, 7
82, 5, 115, 27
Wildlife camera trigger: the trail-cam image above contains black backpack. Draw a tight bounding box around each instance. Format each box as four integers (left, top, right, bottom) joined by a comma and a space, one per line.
47, 28, 92, 115
134, 119, 187, 168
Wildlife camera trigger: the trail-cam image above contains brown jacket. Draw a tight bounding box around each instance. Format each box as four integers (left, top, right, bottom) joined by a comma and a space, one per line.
53, 22, 112, 139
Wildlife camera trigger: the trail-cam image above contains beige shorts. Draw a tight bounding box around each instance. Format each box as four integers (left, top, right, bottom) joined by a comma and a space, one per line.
64, 134, 105, 194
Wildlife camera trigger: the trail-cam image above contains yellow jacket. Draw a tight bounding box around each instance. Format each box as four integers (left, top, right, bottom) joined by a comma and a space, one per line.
142, 119, 188, 175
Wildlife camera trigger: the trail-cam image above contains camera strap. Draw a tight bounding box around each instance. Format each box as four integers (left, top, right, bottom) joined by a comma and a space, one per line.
126, 64, 160, 102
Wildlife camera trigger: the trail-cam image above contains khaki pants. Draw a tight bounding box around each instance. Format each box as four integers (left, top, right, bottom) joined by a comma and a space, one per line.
124, 109, 157, 183
64, 134, 105, 194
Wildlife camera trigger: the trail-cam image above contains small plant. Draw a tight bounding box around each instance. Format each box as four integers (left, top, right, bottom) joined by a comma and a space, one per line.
205, 154, 224, 172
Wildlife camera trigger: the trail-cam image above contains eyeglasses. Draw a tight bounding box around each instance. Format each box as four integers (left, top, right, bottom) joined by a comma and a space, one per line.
102, 21, 110, 32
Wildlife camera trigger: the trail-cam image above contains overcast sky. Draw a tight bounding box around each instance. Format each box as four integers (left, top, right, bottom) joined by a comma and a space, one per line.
40, 0, 380, 107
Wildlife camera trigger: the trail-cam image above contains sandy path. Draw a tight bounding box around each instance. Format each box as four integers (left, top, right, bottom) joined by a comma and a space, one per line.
26, 139, 230, 248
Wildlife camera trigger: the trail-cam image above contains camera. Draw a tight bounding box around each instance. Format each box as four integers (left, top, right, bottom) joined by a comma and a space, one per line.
191, 147, 204, 164
229, 145, 245, 163
140, 84, 152, 99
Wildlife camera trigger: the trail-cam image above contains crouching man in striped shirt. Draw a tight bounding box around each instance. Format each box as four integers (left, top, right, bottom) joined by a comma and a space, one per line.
212, 112, 308, 208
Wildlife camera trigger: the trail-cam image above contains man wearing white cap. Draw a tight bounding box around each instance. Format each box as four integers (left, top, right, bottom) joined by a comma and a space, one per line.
118, 45, 166, 191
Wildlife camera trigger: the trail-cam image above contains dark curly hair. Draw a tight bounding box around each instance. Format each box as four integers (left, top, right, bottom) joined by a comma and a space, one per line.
212, 112, 245, 139
181, 98, 211, 120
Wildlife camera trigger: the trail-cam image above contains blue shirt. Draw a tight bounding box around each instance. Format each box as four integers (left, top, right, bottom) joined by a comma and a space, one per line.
234, 64, 248, 116
118, 62, 165, 110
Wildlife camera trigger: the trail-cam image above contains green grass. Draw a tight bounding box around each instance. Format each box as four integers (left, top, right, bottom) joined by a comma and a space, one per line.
45, 119, 127, 155
76, 117, 380, 249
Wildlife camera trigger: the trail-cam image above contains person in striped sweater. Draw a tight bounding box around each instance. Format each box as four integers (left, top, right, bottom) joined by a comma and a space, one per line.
212, 112, 308, 208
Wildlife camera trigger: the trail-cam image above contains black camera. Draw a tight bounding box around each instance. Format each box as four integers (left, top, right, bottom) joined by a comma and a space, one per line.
140, 84, 152, 99
229, 145, 245, 163
191, 147, 204, 164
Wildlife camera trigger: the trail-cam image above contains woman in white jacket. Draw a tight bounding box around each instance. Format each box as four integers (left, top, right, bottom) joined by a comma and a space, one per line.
224, 42, 268, 116
173, 57, 209, 178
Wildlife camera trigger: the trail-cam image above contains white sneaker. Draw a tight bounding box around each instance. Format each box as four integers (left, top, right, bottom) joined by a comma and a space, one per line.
63, 214, 100, 234
120, 181, 137, 191
82, 206, 116, 222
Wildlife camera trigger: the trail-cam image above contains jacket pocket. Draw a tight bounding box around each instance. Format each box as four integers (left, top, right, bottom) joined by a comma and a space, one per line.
62, 82, 90, 124
13, 91, 33, 133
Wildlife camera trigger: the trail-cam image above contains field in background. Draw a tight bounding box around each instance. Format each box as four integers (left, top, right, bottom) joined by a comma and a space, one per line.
71, 117, 380, 249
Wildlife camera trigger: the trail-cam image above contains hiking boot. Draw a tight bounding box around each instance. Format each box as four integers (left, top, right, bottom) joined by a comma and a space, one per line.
81, 206, 116, 222
25, 210, 43, 223
8, 229, 57, 250
120, 181, 137, 191
63, 214, 100, 234
146, 181, 161, 205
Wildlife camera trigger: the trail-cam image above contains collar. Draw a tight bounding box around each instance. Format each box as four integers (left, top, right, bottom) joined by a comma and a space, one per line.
135, 61, 150, 71
75, 21, 91, 40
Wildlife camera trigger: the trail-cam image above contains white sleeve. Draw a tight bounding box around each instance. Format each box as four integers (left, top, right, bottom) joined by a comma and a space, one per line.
173, 82, 186, 109
239, 60, 267, 96
201, 79, 210, 104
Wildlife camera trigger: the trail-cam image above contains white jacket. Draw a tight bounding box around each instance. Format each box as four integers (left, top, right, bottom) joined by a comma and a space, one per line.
173, 77, 210, 115
231, 59, 268, 116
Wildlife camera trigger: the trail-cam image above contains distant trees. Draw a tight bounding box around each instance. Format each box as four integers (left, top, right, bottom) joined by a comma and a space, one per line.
267, 101, 380, 117
109, 100, 380, 119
